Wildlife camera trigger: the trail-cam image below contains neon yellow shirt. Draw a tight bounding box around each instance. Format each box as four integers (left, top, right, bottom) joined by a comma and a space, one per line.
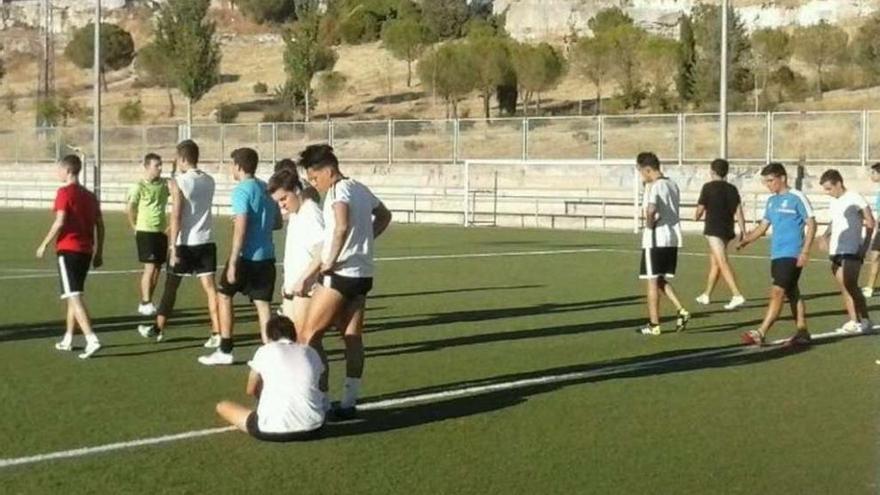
127, 179, 169, 232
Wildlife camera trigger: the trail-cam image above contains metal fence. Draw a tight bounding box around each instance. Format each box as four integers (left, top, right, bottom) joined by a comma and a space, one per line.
1, 111, 877, 166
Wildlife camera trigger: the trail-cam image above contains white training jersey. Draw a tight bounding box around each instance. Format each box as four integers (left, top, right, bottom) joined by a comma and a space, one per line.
248, 340, 326, 434
283, 199, 325, 290
321, 178, 381, 278
642, 177, 683, 249
829, 190, 869, 255
174, 168, 215, 246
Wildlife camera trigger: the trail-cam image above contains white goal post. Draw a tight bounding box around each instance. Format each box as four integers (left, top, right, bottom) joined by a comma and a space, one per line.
462, 159, 640, 232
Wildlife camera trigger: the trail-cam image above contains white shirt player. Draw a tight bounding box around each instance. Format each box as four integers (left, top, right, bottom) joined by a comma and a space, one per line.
641, 177, 683, 249
283, 198, 324, 292
248, 339, 326, 434
829, 190, 870, 255
321, 178, 380, 278
175, 168, 215, 246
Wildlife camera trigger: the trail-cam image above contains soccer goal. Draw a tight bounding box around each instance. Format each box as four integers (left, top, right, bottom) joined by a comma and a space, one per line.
462, 159, 640, 232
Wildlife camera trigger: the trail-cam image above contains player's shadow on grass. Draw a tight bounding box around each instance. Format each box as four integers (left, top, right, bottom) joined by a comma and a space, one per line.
320, 340, 830, 439
692, 300, 880, 334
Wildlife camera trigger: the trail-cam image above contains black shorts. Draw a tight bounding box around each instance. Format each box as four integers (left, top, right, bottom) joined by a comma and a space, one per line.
56, 251, 91, 299
245, 412, 322, 442
771, 258, 803, 293
323, 273, 373, 299
830, 254, 862, 274
171, 243, 217, 277
136, 231, 168, 265
639, 247, 678, 280
219, 259, 276, 302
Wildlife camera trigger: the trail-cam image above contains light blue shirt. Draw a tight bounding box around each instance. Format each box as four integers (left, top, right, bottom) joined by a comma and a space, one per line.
763, 190, 814, 260
231, 178, 276, 261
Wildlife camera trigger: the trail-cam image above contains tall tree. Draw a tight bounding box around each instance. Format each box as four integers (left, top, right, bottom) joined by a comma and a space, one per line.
587, 7, 633, 36
381, 17, 429, 88
855, 13, 880, 81
571, 34, 613, 114
466, 35, 511, 119
676, 15, 696, 106
416, 43, 476, 118
136, 42, 177, 117
606, 23, 647, 110
793, 21, 849, 97
510, 42, 565, 115
641, 35, 680, 112
283, 8, 338, 121
750, 28, 791, 110
154, 0, 222, 127
64, 22, 135, 91
421, 0, 470, 41
691, 4, 751, 109
237, 0, 298, 24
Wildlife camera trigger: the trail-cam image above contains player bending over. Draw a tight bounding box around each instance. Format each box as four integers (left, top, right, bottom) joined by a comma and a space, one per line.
818, 169, 874, 334
36, 154, 105, 359
215, 315, 325, 441
636, 152, 690, 336
738, 163, 816, 346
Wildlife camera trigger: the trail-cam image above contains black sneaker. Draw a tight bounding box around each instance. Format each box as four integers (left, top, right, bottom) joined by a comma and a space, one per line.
330, 406, 358, 422
675, 309, 691, 332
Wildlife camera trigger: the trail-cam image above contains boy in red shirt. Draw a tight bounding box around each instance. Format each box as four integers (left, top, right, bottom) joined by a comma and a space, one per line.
36, 155, 106, 359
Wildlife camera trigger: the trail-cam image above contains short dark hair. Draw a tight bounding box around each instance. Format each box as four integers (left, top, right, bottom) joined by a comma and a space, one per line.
820, 169, 843, 185
298, 144, 339, 170
176, 140, 200, 165
636, 152, 660, 171
59, 154, 82, 175
761, 162, 787, 178
266, 315, 295, 341
274, 158, 296, 173
143, 153, 161, 167
231, 147, 259, 175
871, 162, 880, 173
710, 158, 729, 178
267, 168, 303, 194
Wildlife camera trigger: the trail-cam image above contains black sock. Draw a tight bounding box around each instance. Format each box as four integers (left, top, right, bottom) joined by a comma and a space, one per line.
220, 338, 233, 354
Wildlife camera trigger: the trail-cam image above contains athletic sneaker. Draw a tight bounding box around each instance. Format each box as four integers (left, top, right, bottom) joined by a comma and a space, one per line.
786, 330, 812, 346
741, 329, 765, 346
861, 319, 875, 334
203, 334, 221, 349
78, 341, 102, 359
54, 341, 73, 352
863, 287, 874, 298
137, 324, 158, 339
638, 324, 661, 336
331, 406, 358, 421
198, 350, 233, 366
675, 309, 691, 332
838, 320, 862, 335
137, 303, 157, 316
724, 295, 746, 310
695, 294, 710, 305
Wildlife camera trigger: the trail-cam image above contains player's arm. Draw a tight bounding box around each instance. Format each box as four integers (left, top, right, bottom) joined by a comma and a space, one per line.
694, 204, 705, 221
245, 370, 263, 399
644, 203, 658, 229
373, 201, 392, 239
738, 220, 770, 250
168, 180, 183, 265
36, 210, 65, 258
227, 214, 247, 284
125, 202, 138, 231
93, 211, 105, 268
735, 204, 746, 239
862, 206, 876, 256
799, 217, 817, 267
322, 202, 350, 273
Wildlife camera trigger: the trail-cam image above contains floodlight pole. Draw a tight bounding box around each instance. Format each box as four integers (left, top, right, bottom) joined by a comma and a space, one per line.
93, 0, 102, 199
720, 0, 729, 159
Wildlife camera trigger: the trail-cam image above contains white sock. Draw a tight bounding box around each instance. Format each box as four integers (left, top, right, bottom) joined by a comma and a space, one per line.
340, 377, 361, 409
85, 334, 100, 345
60, 334, 73, 346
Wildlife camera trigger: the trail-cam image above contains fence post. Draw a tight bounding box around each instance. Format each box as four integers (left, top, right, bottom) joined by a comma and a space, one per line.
677, 113, 684, 166
388, 119, 394, 165
597, 115, 604, 161
862, 110, 869, 167
219, 124, 226, 165
55, 128, 62, 160
453, 118, 460, 165
522, 118, 529, 161
328, 120, 335, 147
463, 158, 469, 227
272, 123, 278, 164
766, 112, 773, 164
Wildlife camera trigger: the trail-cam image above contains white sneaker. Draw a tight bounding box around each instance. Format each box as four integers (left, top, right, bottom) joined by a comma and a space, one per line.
695, 294, 710, 305
838, 320, 862, 335
724, 295, 746, 310
860, 319, 875, 334
203, 334, 221, 348
863, 287, 874, 298
137, 303, 157, 316
54, 341, 72, 351
78, 341, 102, 359
137, 324, 155, 338
198, 349, 233, 366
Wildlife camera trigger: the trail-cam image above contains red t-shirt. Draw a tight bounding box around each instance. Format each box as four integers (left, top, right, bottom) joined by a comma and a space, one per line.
53, 184, 101, 254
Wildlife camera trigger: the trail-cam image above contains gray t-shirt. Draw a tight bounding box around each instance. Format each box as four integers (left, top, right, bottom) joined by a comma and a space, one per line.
641, 177, 683, 249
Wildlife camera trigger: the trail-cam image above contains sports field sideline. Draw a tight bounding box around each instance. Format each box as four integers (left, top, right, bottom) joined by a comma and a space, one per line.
1, 209, 877, 494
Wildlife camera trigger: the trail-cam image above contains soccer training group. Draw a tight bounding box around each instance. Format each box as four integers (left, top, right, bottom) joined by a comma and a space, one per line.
31, 141, 876, 442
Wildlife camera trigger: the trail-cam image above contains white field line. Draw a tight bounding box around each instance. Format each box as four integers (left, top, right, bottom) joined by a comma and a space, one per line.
0, 329, 865, 470
0, 247, 774, 281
